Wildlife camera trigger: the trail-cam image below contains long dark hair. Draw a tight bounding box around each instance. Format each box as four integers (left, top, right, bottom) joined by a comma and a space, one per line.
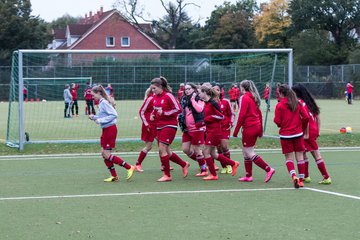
292, 83, 320, 115
279, 84, 298, 112
150, 76, 172, 92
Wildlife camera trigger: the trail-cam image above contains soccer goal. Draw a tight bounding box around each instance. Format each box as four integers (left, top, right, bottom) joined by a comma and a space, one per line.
7, 49, 293, 150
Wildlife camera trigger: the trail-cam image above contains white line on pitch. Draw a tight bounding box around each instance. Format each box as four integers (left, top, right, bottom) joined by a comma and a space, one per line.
0, 188, 294, 201
1, 147, 360, 161
305, 187, 360, 200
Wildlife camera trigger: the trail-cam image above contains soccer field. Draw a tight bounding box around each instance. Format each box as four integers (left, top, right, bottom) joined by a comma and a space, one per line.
0, 150, 359, 240
1, 99, 360, 143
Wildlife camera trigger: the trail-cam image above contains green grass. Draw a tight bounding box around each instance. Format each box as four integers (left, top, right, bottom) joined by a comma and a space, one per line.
0, 150, 359, 240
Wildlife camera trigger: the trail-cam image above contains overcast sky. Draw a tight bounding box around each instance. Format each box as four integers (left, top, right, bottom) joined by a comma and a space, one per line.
31, 0, 267, 25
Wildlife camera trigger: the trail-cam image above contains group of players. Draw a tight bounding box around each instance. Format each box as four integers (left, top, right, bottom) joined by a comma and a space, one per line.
88, 77, 332, 188
63, 83, 113, 118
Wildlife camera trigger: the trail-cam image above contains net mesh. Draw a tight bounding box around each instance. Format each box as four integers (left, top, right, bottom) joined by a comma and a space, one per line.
7, 50, 290, 148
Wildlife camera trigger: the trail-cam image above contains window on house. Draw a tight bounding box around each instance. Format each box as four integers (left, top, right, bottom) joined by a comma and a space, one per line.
106, 36, 115, 47
121, 37, 130, 47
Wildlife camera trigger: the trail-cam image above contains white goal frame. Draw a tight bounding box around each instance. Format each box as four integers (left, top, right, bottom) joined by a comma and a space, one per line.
13, 49, 293, 150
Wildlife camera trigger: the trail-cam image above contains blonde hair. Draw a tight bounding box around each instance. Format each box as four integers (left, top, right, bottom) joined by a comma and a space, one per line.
150, 76, 172, 92
240, 80, 261, 107
200, 84, 219, 101
91, 85, 116, 107
144, 87, 152, 100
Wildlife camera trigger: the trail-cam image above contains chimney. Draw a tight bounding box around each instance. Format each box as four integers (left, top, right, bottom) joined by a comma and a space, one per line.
100, 7, 103, 15
85, 13, 87, 22
89, 11, 92, 18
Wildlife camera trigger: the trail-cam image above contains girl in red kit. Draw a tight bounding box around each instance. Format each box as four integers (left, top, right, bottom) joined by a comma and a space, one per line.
292, 84, 331, 185
274, 84, 309, 188
150, 76, 190, 182
263, 82, 270, 111
84, 83, 95, 115
179, 82, 207, 176
71, 83, 79, 116
212, 83, 234, 174
233, 80, 275, 183
89, 85, 135, 182
134, 87, 156, 172
198, 84, 239, 181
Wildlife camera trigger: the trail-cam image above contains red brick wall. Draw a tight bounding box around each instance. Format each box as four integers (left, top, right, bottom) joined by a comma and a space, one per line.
73, 13, 161, 50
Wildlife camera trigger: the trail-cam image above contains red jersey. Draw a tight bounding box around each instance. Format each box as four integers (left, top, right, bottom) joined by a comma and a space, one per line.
23, 87, 27, 95
299, 99, 319, 139
263, 86, 270, 100
139, 95, 155, 127
203, 100, 224, 135
106, 86, 113, 97
228, 87, 238, 101
274, 97, 309, 138
235, 87, 240, 100
152, 91, 181, 129
219, 98, 234, 131
71, 84, 79, 100
233, 92, 262, 137
346, 83, 353, 94
177, 86, 184, 100
84, 87, 93, 100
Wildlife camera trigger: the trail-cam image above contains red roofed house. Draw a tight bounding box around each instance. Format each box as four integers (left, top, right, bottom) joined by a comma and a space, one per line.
48, 7, 162, 62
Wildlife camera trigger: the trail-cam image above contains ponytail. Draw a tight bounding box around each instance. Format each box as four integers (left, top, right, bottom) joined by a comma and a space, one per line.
279, 84, 298, 112
91, 85, 116, 108
240, 79, 261, 107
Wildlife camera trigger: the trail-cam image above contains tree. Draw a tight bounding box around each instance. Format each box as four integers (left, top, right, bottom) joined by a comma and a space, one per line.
253, 0, 291, 48
291, 29, 343, 65
203, 0, 258, 49
50, 14, 81, 30
114, 0, 199, 49
0, 0, 51, 65
289, 0, 360, 48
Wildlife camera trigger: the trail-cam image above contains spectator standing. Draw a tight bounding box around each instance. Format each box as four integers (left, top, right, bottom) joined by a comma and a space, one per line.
84, 83, 95, 115
177, 83, 185, 101
71, 83, 79, 117
63, 84, 72, 118
346, 81, 354, 104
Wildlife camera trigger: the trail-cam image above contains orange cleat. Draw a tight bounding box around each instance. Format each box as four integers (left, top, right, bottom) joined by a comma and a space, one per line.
195, 171, 208, 177
231, 161, 240, 176
203, 174, 219, 181
135, 164, 144, 173
182, 162, 190, 178
292, 176, 300, 189
157, 175, 172, 182
264, 168, 275, 183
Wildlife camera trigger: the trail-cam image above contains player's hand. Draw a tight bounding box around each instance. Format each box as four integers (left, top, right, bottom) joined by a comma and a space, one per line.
146, 126, 151, 132
157, 109, 162, 116
150, 114, 155, 121
89, 114, 94, 120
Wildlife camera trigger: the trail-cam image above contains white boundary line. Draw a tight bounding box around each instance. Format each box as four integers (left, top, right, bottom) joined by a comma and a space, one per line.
1, 147, 360, 161
0, 188, 293, 201
305, 187, 360, 200
1, 187, 359, 201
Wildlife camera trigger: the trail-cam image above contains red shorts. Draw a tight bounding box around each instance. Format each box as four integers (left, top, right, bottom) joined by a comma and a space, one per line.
221, 129, 231, 140
182, 131, 205, 145
101, 124, 117, 149
304, 138, 319, 151
280, 136, 305, 154
241, 125, 262, 147
205, 133, 221, 146
141, 124, 156, 142
157, 127, 177, 145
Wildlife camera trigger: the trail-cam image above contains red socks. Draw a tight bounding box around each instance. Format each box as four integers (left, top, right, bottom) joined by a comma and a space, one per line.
104, 159, 117, 177
252, 155, 270, 172
136, 150, 147, 165
217, 154, 235, 166
109, 155, 131, 170
304, 158, 309, 178
285, 160, 296, 178
160, 155, 171, 176
316, 158, 330, 179
244, 158, 252, 177
205, 157, 216, 176
297, 160, 305, 180
169, 152, 187, 167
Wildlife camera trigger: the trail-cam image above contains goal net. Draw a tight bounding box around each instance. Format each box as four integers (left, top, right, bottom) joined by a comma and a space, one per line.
7, 49, 292, 150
